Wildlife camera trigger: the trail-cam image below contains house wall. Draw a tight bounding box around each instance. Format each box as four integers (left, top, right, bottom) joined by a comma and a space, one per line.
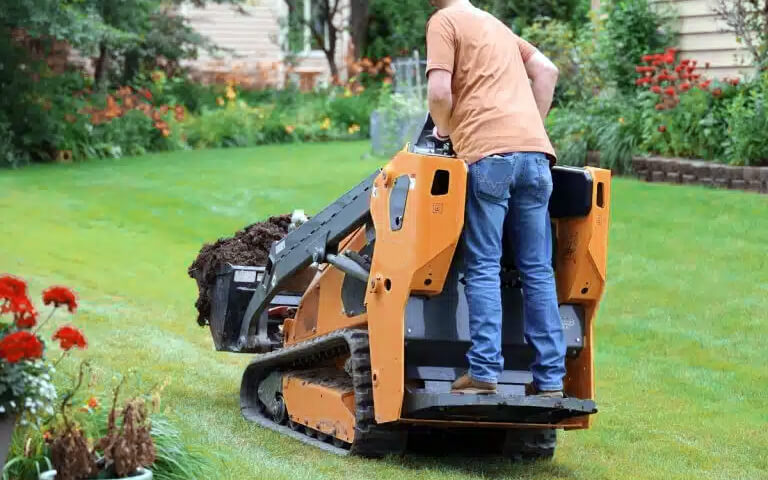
181, 0, 349, 89
594, 0, 753, 79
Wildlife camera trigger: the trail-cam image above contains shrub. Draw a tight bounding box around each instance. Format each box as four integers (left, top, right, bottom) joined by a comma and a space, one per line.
522, 19, 602, 105
596, 0, 675, 93
180, 103, 266, 149
724, 72, 768, 165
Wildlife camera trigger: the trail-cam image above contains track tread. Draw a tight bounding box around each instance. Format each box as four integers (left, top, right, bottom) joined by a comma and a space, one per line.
240, 329, 406, 457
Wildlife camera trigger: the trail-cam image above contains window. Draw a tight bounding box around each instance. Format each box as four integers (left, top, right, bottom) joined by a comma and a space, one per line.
286, 0, 327, 54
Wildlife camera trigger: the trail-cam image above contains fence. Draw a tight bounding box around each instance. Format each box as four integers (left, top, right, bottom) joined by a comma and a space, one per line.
392, 51, 428, 102
370, 51, 429, 156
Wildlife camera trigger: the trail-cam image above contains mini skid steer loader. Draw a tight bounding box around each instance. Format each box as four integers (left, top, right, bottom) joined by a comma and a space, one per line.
203, 116, 611, 459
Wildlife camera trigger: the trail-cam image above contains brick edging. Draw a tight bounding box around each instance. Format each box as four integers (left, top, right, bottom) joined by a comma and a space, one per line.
631, 156, 768, 194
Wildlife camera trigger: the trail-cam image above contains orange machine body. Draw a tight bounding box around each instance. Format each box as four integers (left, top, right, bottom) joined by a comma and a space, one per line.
277, 151, 610, 437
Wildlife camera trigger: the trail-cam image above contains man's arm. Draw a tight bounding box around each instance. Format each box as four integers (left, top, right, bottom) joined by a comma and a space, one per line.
427, 69, 453, 138
524, 51, 559, 121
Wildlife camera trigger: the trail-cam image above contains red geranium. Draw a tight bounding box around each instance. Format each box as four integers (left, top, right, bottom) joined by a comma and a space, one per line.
52, 325, 87, 351
0, 331, 43, 363
14, 297, 38, 328
141, 89, 152, 100
0, 275, 27, 311
664, 87, 676, 96
42, 286, 78, 313
651, 85, 662, 94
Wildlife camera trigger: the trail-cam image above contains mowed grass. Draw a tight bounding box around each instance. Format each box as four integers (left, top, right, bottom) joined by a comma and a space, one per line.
1, 142, 766, 480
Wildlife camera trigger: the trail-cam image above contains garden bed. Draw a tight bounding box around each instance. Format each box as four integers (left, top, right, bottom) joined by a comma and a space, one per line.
631, 156, 768, 194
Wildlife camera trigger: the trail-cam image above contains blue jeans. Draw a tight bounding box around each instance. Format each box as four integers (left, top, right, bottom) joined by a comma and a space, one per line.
463, 152, 566, 391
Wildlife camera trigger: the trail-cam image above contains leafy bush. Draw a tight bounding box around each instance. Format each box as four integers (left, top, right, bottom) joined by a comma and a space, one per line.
724, 72, 768, 165
596, 0, 675, 92
521, 19, 602, 105
181, 103, 266, 149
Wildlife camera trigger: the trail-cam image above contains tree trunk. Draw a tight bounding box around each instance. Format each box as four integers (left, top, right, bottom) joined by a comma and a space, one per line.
123, 49, 140, 85
93, 42, 110, 90
349, 0, 370, 59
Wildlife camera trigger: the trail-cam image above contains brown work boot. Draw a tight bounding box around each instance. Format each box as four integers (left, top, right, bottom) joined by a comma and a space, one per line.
525, 383, 564, 398
451, 374, 497, 394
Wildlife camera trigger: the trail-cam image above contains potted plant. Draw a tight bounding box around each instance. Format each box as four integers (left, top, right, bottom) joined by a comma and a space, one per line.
0, 275, 84, 476
38, 368, 156, 480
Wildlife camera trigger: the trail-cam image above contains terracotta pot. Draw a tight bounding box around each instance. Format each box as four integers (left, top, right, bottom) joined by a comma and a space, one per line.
0, 415, 17, 477
39, 467, 152, 480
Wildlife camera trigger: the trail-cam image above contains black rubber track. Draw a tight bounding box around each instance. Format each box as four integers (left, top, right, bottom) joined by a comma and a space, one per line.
240, 329, 407, 457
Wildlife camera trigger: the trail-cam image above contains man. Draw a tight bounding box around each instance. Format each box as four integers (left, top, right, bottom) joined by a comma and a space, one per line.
425, 0, 565, 397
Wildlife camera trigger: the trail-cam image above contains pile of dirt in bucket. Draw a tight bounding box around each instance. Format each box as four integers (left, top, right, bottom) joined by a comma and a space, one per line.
188, 215, 291, 326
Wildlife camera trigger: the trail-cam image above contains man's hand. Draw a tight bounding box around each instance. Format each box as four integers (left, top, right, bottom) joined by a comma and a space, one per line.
524, 51, 559, 121
431, 126, 450, 141
427, 69, 453, 137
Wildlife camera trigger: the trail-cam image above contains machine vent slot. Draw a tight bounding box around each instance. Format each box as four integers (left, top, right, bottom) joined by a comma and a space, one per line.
596, 182, 605, 208
431, 170, 450, 196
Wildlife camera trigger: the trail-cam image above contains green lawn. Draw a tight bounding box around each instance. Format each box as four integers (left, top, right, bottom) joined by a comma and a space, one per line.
1, 142, 766, 480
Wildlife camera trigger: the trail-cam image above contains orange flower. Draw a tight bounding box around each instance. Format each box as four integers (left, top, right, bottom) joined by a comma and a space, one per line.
161, 128, 170, 138
284, 125, 295, 134
87, 396, 100, 409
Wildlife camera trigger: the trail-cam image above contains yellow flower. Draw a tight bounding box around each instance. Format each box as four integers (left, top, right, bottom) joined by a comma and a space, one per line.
321, 117, 331, 130
216, 97, 225, 106
285, 125, 295, 134
225, 85, 237, 100
348, 123, 360, 135
344, 88, 352, 98
618, 117, 625, 124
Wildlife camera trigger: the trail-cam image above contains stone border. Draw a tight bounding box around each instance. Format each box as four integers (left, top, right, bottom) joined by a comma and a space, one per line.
631, 156, 768, 194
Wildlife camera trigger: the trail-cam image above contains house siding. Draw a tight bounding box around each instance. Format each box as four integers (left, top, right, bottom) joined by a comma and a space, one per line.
181, 1, 349, 88
594, 0, 753, 78
653, 0, 752, 79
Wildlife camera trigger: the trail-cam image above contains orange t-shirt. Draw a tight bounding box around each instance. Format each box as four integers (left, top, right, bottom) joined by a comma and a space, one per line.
425, 5, 556, 164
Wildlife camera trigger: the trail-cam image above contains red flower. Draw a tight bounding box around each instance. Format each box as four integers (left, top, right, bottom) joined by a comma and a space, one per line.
730, 78, 740, 86
141, 89, 153, 100
0, 275, 27, 307
675, 64, 684, 73
642, 54, 655, 63
713, 88, 723, 98
52, 325, 87, 351
680, 82, 692, 92
651, 85, 662, 94
681, 59, 691, 66
42, 286, 78, 313
0, 331, 43, 363
664, 87, 676, 96
699, 80, 712, 89
658, 125, 667, 133
14, 297, 37, 328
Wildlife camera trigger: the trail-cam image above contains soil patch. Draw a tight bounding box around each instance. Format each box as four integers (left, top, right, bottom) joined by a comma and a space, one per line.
188, 215, 291, 326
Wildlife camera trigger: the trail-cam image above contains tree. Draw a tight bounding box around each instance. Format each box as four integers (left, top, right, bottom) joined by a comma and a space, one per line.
284, 0, 344, 79
349, 0, 370, 60
712, 0, 768, 70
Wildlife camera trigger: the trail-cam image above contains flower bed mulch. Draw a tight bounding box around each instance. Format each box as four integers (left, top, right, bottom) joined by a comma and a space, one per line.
188, 215, 292, 326
631, 156, 768, 194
